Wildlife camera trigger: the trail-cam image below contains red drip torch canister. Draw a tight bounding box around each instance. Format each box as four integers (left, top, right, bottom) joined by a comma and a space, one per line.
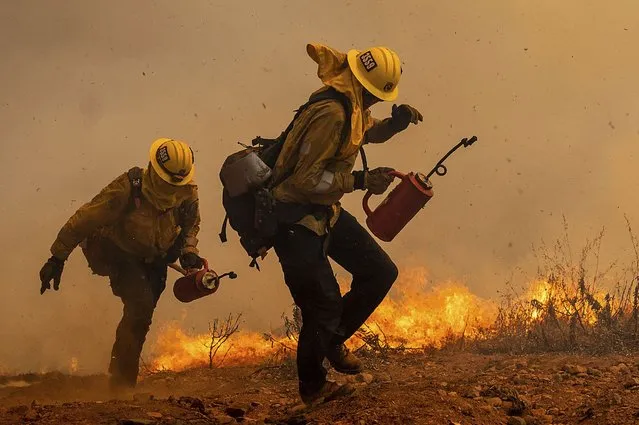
173, 259, 220, 303
363, 171, 434, 242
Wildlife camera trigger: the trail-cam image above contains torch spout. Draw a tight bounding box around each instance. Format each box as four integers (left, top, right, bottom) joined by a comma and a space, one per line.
426, 135, 478, 180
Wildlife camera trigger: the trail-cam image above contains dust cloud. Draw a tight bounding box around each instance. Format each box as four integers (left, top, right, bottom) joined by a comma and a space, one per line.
1, 0, 638, 374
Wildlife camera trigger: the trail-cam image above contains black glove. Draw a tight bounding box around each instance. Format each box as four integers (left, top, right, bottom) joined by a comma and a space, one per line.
179, 252, 204, 270
39, 256, 65, 295
353, 167, 396, 195
390, 104, 423, 133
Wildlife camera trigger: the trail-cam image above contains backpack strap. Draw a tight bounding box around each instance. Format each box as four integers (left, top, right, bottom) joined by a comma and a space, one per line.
127, 167, 143, 209
266, 87, 353, 190
253, 87, 352, 152
307, 87, 352, 150
219, 214, 229, 243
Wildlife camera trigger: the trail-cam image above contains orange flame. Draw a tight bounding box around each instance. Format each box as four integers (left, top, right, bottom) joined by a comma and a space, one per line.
528, 280, 552, 320
69, 357, 79, 374
351, 267, 498, 348
148, 267, 499, 371
150, 328, 287, 371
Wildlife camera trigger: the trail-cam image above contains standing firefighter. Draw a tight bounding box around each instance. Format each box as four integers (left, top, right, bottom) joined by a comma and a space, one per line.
261, 44, 422, 403
38, 138, 204, 391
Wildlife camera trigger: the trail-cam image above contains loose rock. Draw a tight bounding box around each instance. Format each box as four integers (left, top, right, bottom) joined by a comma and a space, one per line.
225, 406, 247, 418
286, 414, 309, 425
486, 397, 503, 407
513, 376, 527, 385
178, 396, 206, 413
624, 377, 639, 389
587, 368, 602, 377
23, 409, 39, 422
618, 363, 630, 374
8, 405, 29, 416
133, 393, 154, 402
377, 373, 392, 382
119, 420, 155, 425
563, 364, 586, 375
463, 388, 481, 398
480, 405, 494, 413
289, 404, 307, 414
458, 400, 473, 416
212, 415, 235, 425
356, 373, 374, 384
507, 417, 527, 425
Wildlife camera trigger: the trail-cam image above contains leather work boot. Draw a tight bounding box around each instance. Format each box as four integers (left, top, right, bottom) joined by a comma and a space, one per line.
326, 344, 363, 375
300, 381, 356, 405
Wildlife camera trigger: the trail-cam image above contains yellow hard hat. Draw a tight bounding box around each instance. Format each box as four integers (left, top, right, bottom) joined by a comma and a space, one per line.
149, 138, 195, 186
347, 47, 402, 102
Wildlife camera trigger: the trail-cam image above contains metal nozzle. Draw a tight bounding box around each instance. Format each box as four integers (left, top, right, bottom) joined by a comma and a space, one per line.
219, 271, 238, 280
426, 135, 479, 180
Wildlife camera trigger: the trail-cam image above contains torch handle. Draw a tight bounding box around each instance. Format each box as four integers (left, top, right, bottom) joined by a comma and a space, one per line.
168, 257, 209, 276
362, 170, 406, 217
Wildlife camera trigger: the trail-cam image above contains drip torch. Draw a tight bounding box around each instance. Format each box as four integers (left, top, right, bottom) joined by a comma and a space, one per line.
170, 258, 237, 303
363, 135, 478, 242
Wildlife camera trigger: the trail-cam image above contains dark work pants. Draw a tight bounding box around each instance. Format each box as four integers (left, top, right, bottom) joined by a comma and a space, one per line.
273, 209, 398, 396
107, 258, 167, 388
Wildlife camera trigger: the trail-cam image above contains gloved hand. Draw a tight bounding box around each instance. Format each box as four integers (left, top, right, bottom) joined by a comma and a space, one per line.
39, 256, 65, 295
179, 252, 204, 271
390, 104, 423, 133
353, 167, 396, 195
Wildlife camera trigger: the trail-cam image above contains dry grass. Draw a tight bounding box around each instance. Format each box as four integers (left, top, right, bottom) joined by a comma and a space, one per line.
471, 215, 639, 354
188, 216, 639, 367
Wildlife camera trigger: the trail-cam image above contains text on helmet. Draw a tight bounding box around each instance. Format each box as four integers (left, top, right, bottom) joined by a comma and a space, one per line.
360, 51, 378, 72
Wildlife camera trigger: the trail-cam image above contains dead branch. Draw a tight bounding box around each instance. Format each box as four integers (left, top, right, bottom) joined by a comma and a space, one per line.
207, 313, 242, 368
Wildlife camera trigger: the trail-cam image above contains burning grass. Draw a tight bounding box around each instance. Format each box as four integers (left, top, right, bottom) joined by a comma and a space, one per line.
147, 270, 498, 372
146, 216, 639, 372
472, 216, 639, 354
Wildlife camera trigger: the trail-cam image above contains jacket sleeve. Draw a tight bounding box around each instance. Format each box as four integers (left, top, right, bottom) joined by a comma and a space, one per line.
50, 174, 130, 260
178, 188, 201, 255
364, 117, 397, 144
285, 104, 355, 196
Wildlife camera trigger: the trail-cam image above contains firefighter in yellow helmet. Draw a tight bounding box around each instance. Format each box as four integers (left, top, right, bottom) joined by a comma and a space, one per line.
268, 44, 423, 404
38, 138, 204, 391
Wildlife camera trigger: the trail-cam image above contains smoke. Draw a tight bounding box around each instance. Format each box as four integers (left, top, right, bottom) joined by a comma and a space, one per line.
1, 0, 638, 373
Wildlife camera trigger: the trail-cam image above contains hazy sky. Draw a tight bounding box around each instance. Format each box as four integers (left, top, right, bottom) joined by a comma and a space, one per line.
1, 0, 638, 373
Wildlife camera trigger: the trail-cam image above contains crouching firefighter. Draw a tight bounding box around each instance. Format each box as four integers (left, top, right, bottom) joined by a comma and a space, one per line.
38, 138, 204, 391
219, 44, 423, 404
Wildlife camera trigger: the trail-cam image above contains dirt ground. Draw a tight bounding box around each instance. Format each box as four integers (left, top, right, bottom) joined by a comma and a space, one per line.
2, 352, 639, 425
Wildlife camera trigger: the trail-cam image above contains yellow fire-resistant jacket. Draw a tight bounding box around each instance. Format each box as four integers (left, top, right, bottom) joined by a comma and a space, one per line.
270, 92, 394, 236
50, 170, 200, 262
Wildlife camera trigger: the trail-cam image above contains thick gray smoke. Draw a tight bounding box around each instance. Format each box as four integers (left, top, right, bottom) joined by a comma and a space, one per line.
1, 0, 638, 373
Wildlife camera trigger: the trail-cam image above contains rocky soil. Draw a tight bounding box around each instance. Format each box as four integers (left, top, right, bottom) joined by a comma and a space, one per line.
2, 352, 639, 424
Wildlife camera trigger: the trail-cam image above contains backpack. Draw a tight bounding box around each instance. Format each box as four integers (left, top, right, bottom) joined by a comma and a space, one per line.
80, 167, 144, 276
218, 87, 353, 270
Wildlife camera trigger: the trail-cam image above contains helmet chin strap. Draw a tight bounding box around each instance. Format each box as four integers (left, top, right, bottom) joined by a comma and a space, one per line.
362, 88, 382, 110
